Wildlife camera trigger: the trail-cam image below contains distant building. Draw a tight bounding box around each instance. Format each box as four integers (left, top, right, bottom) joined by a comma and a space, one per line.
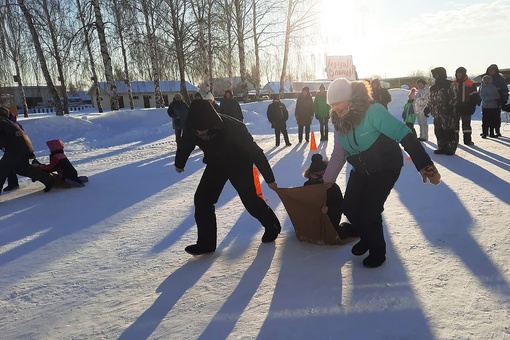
0, 85, 65, 109
202, 77, 257, 98
262, 81, 294, 95
88, 80, 200, 110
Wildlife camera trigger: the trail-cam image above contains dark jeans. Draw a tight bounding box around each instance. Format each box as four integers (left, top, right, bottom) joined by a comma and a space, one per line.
406, 122, 417, 137
342, 168, 401, 257
175, 129, 182, 143
298, 124, 310, 142
274, 128, 290, 146
193, 162, 280, 248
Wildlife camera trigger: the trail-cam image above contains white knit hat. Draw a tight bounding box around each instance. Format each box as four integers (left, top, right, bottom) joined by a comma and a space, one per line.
204, 93, 214, 101
327, 78, 353, 105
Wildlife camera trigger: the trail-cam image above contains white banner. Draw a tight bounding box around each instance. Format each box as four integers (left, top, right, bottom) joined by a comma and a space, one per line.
325, 56, 357, 80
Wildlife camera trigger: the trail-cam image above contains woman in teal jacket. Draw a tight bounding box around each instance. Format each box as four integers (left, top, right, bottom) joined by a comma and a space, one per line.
323, 78, 441, 268
314, 84, 331, 141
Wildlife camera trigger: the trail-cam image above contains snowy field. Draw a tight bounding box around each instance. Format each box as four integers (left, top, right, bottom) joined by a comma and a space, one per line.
1, 92, 509, 339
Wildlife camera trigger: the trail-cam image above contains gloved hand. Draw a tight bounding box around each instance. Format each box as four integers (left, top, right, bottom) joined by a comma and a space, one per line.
420, 164, 441, 185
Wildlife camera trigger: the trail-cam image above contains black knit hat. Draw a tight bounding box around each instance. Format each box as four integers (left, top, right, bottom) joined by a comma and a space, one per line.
309, 154, 328, 173
186, 99, 223, 131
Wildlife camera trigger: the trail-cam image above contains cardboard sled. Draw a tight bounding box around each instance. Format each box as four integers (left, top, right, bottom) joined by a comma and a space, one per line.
277, 184, 351, 245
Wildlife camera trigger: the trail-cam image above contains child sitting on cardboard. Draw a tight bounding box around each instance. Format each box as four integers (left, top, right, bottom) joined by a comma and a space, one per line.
35, 139, 88, 187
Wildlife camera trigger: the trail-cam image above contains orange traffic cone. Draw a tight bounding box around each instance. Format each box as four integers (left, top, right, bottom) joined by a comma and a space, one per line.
253, 167, 266, 200
310, 131, 318, 151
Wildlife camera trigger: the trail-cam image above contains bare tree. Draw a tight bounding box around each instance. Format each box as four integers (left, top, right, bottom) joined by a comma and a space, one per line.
76, 0, 102, 112
165, 0, 191, 103
1, 1, 29, 116
109, 0, 135, 109
92, 0, 118, 110
140, 0, 163, 108
233, 0, 248, 99
279, 0, 317, 95
17, 0, 63, 115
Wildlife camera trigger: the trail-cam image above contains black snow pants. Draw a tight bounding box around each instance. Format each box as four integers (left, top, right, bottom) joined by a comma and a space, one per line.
193, 161, 280, 249
342, 168, 401, 258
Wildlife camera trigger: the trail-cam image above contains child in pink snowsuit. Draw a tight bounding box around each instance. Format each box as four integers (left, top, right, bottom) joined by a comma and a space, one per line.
37, 139, 86, 186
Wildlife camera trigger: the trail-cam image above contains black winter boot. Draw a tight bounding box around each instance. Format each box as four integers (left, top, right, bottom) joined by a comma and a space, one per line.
351, 240, 369, 256
185, 244, 215, 255
362, 254, 386, 268
262, 222, 281, 243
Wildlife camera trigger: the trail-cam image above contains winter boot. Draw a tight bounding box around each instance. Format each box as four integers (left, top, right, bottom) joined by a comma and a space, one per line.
185, 244, 215, 255
334, 222, 360, 240
351, 240, 369, 256
362, 254, 386, 268
262, 222, 281, 243
3, 184, 20, 192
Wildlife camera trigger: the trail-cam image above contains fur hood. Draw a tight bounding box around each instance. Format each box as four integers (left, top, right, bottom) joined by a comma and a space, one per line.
330, 81, 373, 135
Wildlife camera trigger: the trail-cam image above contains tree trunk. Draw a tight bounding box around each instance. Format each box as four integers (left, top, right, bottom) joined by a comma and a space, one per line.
112, 0, 134, 109
234, 0, 247, 100
41, 0, 68, 115
252, 0, 261, 98
167, 0, 190, 104
92, 0, 119, 110
76, 0, 102, 112
141, 0, 163, 108
280, 0, 292, 96
17, 0, 63, 116
14, 66, 29, 117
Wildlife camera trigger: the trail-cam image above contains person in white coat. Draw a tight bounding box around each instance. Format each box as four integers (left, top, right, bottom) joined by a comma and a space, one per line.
413, 78, 430, 141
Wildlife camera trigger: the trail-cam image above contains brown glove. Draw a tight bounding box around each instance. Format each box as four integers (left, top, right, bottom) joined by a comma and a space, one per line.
420, 164, 441, 185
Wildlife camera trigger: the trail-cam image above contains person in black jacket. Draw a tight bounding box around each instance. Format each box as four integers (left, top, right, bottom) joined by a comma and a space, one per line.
485, 64, 509, 136
219, 89, 243, 122
0, 108, 54, 195
266, 94, 291, 147
371, 79, 392, 109
295, 86, 314, 143
167, 93, 189, 144
175, 100, 281, 255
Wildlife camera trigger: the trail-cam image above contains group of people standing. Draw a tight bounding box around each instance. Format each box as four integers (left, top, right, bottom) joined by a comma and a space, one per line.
410, 64, 508, 156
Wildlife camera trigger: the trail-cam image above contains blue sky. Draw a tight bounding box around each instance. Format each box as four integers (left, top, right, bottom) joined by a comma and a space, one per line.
312, 0, 510, 79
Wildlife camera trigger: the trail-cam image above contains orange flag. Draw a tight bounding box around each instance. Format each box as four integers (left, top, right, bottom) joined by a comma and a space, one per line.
253, 167, 265, 200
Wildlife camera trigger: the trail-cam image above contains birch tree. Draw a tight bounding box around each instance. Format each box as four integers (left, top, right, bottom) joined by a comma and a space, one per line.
76, 0, 102, 112
279, 0, 317, 95
92, 0, 118, 110
17, 0, 63, 115
1, 1, 29, 116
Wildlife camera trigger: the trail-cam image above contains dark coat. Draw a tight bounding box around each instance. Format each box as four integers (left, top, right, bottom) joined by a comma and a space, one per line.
372, 88, 392, 109
266, 101, 289, 130
175, 100, 274, 183
295, 93, 314, 125
219, 97, 243, 121
486, 64, 509, 105
167, 99, 189, 130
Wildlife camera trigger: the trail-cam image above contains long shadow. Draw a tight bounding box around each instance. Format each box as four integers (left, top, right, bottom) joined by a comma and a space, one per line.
434, 150, 510, 204
0, 152, 176, 276
119, 215, 259, 340
457, 145, 510, 171
394, 161, 510, 297
198, 245, 276, 339
257, 230, 434, 339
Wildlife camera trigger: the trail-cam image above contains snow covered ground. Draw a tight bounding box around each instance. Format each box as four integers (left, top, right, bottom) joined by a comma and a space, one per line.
1, 93, 509, 339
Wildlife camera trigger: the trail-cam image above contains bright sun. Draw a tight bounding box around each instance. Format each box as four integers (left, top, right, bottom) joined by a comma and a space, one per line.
317, 0, 371, 55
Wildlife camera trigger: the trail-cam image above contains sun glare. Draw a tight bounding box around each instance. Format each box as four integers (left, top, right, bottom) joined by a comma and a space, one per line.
317, 0, 371, 55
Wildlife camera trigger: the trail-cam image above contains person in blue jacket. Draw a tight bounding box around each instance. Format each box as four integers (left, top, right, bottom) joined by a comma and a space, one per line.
323, 78, 441, 268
